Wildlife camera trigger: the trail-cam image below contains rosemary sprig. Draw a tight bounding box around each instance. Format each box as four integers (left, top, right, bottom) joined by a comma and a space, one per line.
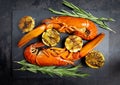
49, 0, 116, 33
15, 60, 89, 78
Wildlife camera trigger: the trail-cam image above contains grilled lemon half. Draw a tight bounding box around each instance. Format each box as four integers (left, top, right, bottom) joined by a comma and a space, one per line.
18, 16, 35, 33
85, 50, 105, 69
42, 29, 60, 46
65, 35, 83, 52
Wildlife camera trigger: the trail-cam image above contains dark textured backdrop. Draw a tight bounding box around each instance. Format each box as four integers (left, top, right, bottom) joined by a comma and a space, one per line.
0, 0, 120, 85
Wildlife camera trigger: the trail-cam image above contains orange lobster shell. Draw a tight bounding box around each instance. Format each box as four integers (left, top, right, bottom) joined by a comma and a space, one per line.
24, 42, 74, 66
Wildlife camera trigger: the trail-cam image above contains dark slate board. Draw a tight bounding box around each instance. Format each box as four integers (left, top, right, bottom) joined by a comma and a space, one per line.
12, 9, 109, 78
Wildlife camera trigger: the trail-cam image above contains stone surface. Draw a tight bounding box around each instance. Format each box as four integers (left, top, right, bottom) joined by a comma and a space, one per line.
0, 0, 120, 85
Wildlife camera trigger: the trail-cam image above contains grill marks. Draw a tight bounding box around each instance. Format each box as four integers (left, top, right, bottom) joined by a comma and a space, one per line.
85, 29, 90, 36
23, 20, 32, 29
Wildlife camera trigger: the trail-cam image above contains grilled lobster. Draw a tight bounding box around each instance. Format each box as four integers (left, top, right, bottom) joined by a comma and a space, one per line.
18, 16, 98, 48
24, 33, 105, 66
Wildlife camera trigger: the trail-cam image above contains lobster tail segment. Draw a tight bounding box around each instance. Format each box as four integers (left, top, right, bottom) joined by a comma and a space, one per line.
18, 24, 46, 48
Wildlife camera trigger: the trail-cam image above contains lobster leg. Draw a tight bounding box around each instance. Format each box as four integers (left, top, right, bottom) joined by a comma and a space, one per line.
36, 51, 74, 66
18, 24, 46, 48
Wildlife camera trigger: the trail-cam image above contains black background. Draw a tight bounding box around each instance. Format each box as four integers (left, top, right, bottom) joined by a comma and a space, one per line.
0, 0, 120, 85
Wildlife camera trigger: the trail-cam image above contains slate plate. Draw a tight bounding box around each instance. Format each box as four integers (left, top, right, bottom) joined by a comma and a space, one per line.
12, 9, 109, 78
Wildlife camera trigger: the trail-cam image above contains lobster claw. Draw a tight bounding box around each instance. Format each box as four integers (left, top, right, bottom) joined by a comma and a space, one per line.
18, 24, 46, 48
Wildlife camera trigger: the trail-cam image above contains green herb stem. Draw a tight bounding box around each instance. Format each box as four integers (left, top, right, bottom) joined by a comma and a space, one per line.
15, 60, 89, 78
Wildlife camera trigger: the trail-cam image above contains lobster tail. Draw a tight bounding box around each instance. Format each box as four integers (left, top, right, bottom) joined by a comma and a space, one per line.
18, 24, 46, 48
79, 33, 105, 57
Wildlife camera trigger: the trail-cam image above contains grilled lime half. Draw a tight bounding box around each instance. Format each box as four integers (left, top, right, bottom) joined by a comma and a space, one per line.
65, 35, 83, 52
42, 29, 60, 46
85, 50, 105, 69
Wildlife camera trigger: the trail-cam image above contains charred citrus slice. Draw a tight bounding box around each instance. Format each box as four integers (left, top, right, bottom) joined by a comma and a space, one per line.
42, 29, 60, 46
18, 16, 35, 33
85, 50, 105, 69
65, 35, 83, 52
